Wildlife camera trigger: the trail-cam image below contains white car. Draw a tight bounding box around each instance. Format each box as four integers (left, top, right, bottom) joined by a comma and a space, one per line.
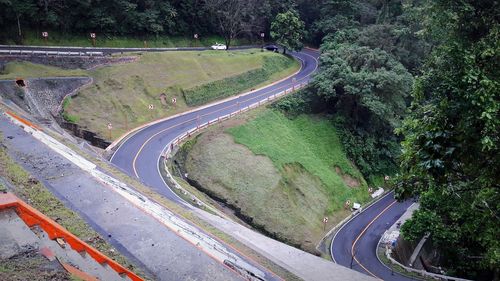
211, 43, 227, 50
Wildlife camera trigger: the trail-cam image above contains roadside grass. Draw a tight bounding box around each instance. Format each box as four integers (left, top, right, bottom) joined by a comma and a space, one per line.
0, 61, 86, 79
65, 49, 298, 139
227, 110, 370, 209
0, 143, 147, 279
7, 30, 250, 48
184, 55, 298, 106
0, 49, 298, 139
182, 109, 370, 252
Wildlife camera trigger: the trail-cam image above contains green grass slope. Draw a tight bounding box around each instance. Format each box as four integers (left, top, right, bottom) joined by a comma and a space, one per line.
183, 109, 371, 252
0, 49, 298, 139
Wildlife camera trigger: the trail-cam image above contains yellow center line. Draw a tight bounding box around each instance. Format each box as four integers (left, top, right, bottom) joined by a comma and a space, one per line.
131, 52, 319, 178
351, 200, 397, 280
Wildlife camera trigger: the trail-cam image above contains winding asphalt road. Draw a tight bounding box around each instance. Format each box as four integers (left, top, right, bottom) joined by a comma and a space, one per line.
110, 48, 319, 204
2, 44, 415, 280
331, 191, 417, 280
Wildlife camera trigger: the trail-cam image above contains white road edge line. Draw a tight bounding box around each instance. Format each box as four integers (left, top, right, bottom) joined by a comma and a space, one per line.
330, 190, 395, 263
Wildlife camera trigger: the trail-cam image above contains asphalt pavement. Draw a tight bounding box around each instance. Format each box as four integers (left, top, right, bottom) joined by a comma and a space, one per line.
0, 43, 412, 280
331, 191, 417, 280
110, 48, 320, 205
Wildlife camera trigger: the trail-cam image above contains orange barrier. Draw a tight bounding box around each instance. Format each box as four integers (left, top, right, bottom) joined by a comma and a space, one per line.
0, 193, 143, 281
5, 110, 41, 131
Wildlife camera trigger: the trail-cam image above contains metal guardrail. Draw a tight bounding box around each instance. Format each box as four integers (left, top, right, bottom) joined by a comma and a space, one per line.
161, 82, 307, 210
0, 49, 104, 56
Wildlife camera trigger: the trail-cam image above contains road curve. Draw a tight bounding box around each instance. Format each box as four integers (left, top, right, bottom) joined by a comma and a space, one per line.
110, 48, 320, 204
331, 191, 417, 280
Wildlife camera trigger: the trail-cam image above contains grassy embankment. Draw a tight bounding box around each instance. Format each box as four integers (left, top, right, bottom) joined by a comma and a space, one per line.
5, 30, 249, 48
181, 109, 371, 253
0, 50, 299, 139
0, 143, 148, 279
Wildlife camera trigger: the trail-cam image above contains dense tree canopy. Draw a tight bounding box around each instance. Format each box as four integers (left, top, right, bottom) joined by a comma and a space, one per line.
270, 10, 305, 53
396, 0, 499, 279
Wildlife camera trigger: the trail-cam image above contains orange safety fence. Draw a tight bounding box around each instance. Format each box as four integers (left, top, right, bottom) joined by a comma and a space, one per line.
0, 193, 143, 281
4, 111, 41, 131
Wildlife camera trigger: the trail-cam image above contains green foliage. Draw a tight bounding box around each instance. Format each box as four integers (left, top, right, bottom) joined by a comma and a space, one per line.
227, 110, 369, 210
62, 112, 80, 123
183, 55, 296, 106
396, 0, 499, 278
271, 9, 305, 53
310, 42, 413, 181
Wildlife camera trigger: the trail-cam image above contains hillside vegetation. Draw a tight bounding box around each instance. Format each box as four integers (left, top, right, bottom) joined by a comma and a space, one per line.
181, 109, 370, 252
0, 50, 298, 139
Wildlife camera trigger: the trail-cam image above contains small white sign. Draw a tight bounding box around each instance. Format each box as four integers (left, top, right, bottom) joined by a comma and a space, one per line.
148, 104, 154, 110
172, 97, 177, 104
194, 33, 199, 39
260, 32, 265, 38
107, 123, 112, 130
90, 33, 96, 39
42, 32, 48, 38
323, 217, 328, 223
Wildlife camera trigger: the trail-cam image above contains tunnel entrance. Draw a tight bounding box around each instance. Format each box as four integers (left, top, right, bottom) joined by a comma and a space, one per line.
15, 78, 26, 87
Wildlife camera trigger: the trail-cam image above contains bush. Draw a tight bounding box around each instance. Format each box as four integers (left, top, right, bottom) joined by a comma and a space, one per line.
183, 55, 295, 106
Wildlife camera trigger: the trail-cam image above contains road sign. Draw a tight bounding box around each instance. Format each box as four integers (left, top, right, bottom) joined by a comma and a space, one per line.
107, 123, 112, 130
194, 33, 199, 39
42, 32, 48, 38
260, 32, 265, 38
368, 187, 373, 193
384, 175, 390, 181
90, 33, 96, 39
345, 200, 351, 209
148, 104, 154, 110
323, 217, 328, 223
172, 97, 177, 104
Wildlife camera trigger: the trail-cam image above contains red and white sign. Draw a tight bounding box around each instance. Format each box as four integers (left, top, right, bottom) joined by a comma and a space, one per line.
194, 33, 199, 39
368, 187, 373, 193
42, 32, 48, 38
171, 97, 177, 104
323, 217, 328, 224
148, 104, 154, 110
107, 123, 113, 130
90, 33, 96, 39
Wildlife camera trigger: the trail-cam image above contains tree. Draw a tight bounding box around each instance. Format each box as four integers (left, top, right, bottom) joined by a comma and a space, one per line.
396, 0, 499, 278
270, 9, 305, 54
313, 42, 413, 178
204, 0, 256, 50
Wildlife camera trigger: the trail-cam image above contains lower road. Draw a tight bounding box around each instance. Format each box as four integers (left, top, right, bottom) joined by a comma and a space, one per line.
331, 191, 417, 280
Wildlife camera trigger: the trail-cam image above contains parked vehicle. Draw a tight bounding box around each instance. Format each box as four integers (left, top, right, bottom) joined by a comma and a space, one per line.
263, 44, 279, 52
211, 43, 227, 50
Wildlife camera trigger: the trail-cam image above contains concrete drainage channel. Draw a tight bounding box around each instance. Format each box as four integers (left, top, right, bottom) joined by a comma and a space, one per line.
2, 109, 272, 281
